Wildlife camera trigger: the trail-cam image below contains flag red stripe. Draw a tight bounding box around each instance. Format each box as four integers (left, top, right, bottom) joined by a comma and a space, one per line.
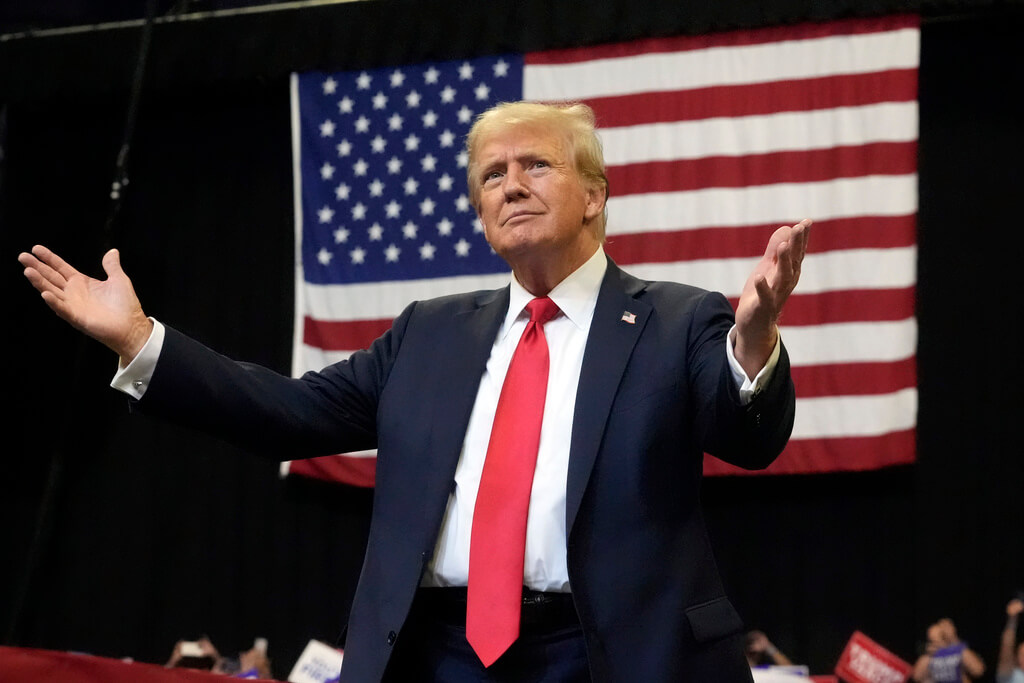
604, 215, 917, 264
304, 316, 392, 353
286, 454, 376, 487
729, 288, 915, 327
588, 69, 918, 129
791, 358, 916, 398
526, 15, 919, 65
606, 142, 917, 196
703, 428, 916, 476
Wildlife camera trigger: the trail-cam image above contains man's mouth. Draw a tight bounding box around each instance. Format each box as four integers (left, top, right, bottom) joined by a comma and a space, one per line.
503, 210, 539, 225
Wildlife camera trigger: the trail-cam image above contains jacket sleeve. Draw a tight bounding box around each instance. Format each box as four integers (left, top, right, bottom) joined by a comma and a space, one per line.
687, 290, 796, 470
136, 302, 416, 460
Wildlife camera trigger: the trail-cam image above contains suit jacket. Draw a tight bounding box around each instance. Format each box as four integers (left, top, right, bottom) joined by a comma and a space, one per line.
141, 257, 795, 682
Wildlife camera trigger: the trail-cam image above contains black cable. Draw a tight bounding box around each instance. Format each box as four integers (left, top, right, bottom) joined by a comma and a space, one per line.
103, 0, 160, 249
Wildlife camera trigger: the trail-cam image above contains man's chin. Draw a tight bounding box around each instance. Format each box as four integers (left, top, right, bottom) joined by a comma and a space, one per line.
489, 232, 554, 257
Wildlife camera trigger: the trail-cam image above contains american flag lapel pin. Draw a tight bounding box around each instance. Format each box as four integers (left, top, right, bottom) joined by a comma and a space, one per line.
621, 311, 636, 324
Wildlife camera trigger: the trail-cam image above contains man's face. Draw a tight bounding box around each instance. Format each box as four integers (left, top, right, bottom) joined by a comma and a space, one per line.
473, 124, 604, 272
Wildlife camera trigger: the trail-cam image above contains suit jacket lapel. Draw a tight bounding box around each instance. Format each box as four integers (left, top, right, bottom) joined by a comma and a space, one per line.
565, 258, 651, 537
425, 286, 509, 483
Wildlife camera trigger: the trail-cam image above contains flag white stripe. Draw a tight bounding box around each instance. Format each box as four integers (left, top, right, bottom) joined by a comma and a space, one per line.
606, 175, 917, 235
781, 319, 917, 366
627, 246, 917, 297
301, 272, 511, 321
599, 102, 918, 166
301, 246, 914, 322
791, 387, 917, 439
796, 248, 918, 297
524, 28, 920, 101
290, 74, 309, 379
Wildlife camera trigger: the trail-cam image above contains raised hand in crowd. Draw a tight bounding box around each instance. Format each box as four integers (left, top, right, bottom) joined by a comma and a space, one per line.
998, 598, 1024, 683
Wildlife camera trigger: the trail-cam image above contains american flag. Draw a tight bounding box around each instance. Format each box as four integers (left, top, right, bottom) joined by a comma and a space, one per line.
284, 14, 919, 485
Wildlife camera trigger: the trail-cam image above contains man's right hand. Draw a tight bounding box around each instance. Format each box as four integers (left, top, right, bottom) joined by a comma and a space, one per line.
19, 245, 153, 364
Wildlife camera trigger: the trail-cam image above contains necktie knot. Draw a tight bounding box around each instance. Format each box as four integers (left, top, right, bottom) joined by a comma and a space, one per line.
526, 297, 560, 326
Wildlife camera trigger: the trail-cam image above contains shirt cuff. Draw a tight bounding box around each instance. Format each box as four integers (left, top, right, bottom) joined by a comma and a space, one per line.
110, 318, 165, 399
725, 324, 781, 405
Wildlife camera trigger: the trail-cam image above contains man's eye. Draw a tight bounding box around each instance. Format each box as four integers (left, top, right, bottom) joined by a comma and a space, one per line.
484, 171, 503, 182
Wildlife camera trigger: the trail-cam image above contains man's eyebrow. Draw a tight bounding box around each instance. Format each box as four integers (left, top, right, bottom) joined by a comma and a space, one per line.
478, 159, 504, 175
477, 146, 557, 172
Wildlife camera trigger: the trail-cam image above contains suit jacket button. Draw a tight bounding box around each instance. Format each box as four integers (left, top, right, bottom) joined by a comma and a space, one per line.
387, 631, 397, 646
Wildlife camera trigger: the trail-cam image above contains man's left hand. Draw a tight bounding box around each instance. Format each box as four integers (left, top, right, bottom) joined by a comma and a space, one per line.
733, 218, 811, 378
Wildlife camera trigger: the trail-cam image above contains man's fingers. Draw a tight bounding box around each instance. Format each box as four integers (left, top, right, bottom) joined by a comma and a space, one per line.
790, 219, 812, 262
101, 248, 123, 279
771, 219, 811, 258
22, 264, 67, 302
776, 240, 795, 279
773, 218, 812, 288
753, 272, 774, 305
39, 289, 68, 316
764, 225, 789, 257
31, 244, 73, 277
22, 246, 74, 289
31, 256, 70, 291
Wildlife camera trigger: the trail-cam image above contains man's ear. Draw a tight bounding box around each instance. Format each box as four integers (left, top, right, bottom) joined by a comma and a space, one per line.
583, 182, 607, 222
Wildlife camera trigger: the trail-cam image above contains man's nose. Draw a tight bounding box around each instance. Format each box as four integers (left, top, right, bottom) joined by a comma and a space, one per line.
502, 165, 530, 199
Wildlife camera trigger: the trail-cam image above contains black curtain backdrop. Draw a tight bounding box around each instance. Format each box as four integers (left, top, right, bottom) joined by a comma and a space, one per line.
3, 1, 1023, 679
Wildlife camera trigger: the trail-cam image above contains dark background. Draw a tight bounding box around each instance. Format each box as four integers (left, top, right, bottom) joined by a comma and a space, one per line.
2, 0, 1023, 679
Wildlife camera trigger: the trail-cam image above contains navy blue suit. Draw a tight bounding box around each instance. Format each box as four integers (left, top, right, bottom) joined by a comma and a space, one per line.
140, 257, 795, 682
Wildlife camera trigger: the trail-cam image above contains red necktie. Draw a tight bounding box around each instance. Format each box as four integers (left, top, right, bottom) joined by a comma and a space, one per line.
466, 296, 561, 667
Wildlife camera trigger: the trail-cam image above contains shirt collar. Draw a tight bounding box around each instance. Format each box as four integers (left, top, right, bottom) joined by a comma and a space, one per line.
501, 246, 607, 340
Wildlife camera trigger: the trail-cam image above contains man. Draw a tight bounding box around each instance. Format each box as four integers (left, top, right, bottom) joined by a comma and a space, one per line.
20, 101, 810, 682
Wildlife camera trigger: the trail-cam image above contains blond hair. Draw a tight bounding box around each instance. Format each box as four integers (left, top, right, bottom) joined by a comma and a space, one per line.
466, 101, 609, 237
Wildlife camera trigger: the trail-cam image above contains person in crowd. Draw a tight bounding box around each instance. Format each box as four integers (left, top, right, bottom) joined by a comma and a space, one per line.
166, 636, 272, 679
745, 629, 794, 668
912, 617, 985, 683
997, 597, 1024, 683
19, 100, 809, 682
166, 636, 221, 671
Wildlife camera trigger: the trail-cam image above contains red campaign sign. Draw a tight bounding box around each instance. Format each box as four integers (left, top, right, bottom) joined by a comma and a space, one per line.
835, 631, 912, 683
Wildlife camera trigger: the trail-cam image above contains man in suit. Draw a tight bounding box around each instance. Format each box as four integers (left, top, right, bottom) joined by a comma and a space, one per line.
20, 101, 810, 682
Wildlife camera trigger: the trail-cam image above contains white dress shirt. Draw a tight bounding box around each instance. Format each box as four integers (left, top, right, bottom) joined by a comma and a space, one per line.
421, 246, 608, 591
112, 245, 780, 592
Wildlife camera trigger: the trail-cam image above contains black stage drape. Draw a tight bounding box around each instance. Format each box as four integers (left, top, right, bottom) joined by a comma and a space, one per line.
3, 1, 1023, 678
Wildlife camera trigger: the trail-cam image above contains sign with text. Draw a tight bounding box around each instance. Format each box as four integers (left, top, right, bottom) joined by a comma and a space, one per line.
835, 631, 911, 683
287, 640, 343, 683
